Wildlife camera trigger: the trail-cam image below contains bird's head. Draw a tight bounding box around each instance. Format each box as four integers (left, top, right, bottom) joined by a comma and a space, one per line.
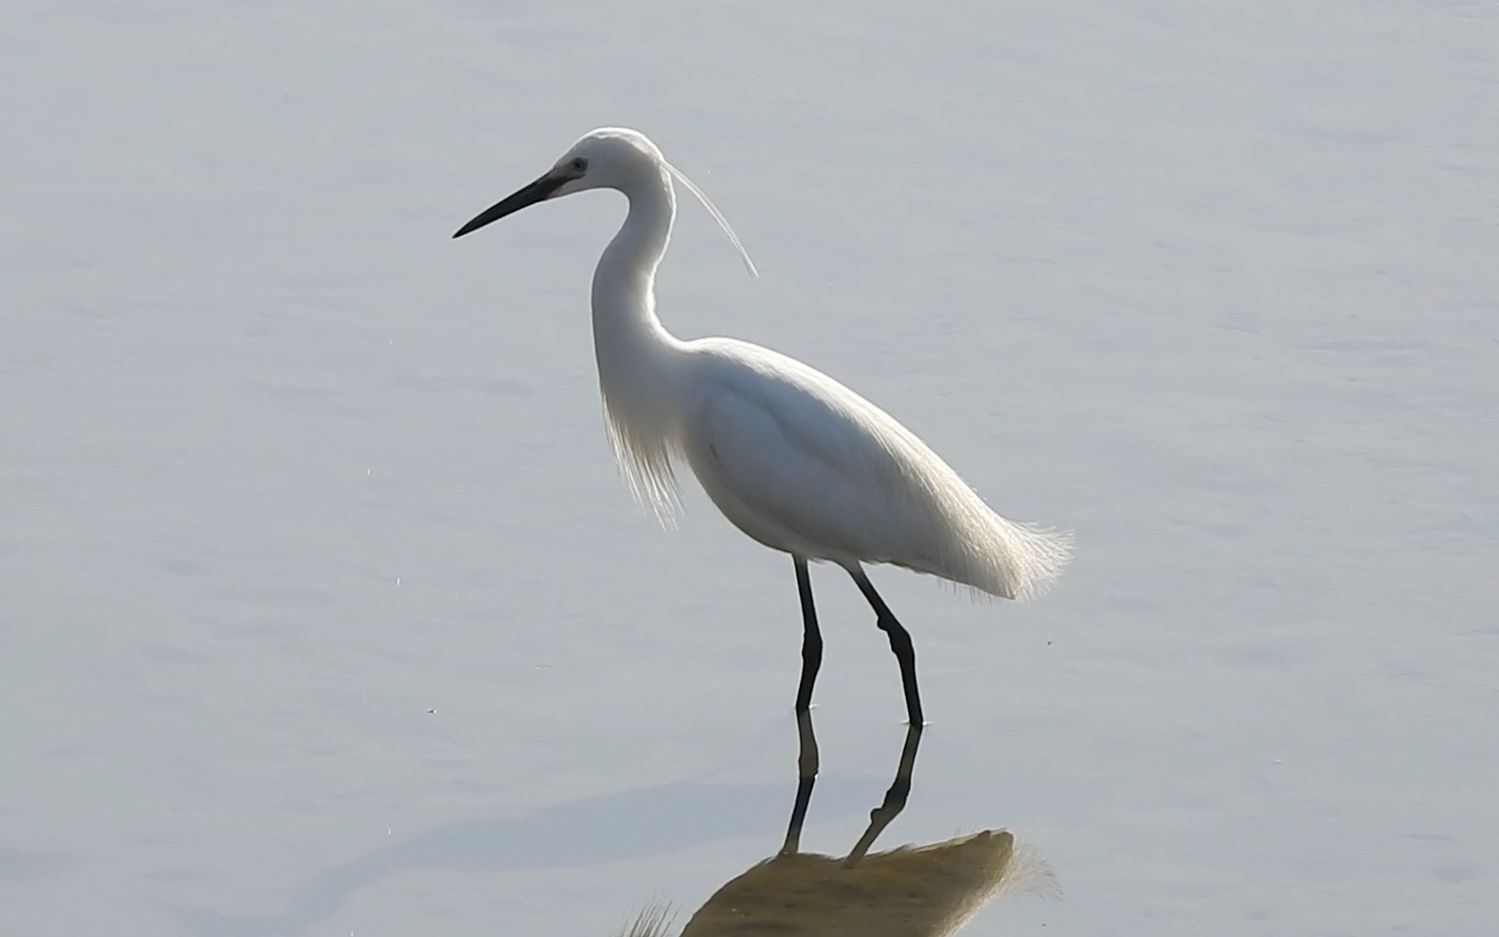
452, 128, 664, 238
452, 127, 756, 275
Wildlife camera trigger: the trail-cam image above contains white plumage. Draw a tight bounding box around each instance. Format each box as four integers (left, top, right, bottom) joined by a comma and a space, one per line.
678, 337, 1070, 599
454, 127, 1070, 722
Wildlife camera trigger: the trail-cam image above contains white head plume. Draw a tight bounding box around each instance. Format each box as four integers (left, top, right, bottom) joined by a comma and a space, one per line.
664, 160, 758, 278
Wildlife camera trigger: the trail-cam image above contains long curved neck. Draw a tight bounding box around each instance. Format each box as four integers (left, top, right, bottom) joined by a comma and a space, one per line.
592, 166, 676, 338
590, 165, 687, 477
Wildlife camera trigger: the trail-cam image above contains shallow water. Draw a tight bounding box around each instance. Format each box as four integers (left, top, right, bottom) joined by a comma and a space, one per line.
3, 1, 1497, 934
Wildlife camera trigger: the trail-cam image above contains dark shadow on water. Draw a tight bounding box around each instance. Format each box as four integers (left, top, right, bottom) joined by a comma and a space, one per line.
176, 760, 873, 936
176, 715, 1050, 936
0, 845, 71, 882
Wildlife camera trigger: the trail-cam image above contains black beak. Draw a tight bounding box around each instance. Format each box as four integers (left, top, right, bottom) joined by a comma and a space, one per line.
452, 172, 567, 239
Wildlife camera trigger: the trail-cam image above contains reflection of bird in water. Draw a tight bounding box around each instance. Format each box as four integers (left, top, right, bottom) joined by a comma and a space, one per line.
679, 831, 1028, 937
626, 716, 1053, 937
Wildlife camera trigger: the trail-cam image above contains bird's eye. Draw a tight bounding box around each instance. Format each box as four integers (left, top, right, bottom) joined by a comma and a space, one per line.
570, 157, 588, 173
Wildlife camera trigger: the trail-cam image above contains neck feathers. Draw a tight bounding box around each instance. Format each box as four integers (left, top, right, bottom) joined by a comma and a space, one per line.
591, 165, 685, 521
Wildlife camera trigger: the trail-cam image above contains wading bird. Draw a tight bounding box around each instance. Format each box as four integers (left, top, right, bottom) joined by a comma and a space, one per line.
453, 128, 1070, 724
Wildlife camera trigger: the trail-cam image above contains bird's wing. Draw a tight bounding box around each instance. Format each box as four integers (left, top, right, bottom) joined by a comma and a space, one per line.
683, 340, 1071, 598
685, 343, 940, 565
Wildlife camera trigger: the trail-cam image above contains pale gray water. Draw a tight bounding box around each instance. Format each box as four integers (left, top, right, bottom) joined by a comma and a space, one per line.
3, 2, 1496, 935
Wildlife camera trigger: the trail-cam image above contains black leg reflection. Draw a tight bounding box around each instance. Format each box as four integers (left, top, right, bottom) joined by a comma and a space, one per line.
779, 708, 820, 855
843, 723, 924, 867
850, 568, 925, 726
793, 557, 822, 712
677, 719, 1036, 937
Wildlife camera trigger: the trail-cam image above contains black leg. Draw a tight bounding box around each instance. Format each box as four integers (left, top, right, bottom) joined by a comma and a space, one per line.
780, 708, 820, 855
849, 568, 925, 726
794, 557, 823, 713
844, 722, 924, 866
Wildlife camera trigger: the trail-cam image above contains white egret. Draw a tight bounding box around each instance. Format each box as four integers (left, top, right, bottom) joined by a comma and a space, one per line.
453, 128, 1070, 724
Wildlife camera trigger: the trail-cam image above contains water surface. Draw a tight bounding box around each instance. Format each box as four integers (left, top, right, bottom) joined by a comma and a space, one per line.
3, 1, 1496, 934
